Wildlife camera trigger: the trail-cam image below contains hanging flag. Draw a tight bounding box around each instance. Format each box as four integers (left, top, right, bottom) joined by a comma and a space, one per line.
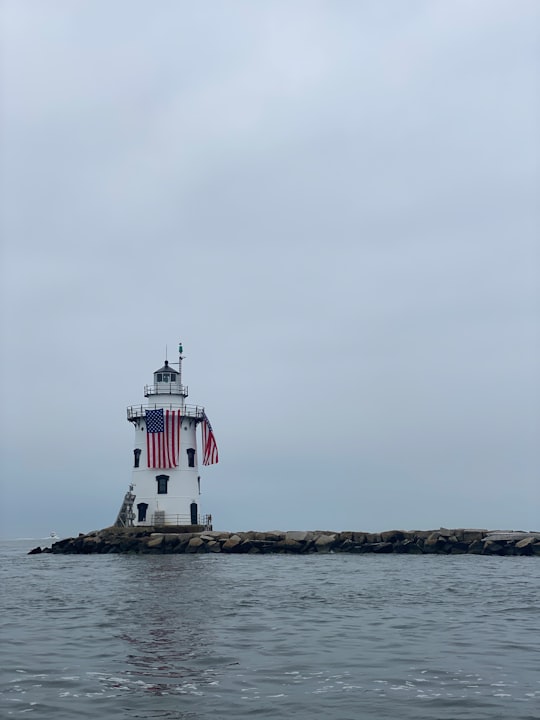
202, 413, 219, 465
145, 408, 182, 468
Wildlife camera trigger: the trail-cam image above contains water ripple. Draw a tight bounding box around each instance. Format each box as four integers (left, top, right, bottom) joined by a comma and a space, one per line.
1, 542, 539, 719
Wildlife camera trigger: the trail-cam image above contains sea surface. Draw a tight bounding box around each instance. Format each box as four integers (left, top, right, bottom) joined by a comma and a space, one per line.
1, 539, 539, 720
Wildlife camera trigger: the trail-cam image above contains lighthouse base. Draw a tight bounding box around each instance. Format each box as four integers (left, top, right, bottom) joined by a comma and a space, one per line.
42, 528, 540, 556
113, 485, 211, 530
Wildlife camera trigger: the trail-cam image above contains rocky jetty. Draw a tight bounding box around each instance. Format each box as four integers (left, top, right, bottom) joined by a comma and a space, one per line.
29, 527, 540, 556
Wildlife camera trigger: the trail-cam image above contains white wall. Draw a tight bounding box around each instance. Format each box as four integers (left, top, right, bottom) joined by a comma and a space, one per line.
130, 415, 203, 524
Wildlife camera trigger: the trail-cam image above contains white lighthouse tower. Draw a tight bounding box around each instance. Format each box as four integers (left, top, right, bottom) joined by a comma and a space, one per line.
115, 343, 217, 529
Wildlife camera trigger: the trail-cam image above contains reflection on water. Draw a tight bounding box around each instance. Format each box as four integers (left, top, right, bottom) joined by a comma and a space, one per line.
104, 556, 227, 702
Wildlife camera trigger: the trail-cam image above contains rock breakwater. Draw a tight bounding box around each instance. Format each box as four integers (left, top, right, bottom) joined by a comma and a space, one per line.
29, 527, 540, 556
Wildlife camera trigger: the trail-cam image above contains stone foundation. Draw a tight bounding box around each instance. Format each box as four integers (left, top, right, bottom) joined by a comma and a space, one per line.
28, 527, 540, 556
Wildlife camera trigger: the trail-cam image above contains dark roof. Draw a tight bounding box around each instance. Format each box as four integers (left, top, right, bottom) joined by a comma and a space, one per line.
154, 361, 178, 375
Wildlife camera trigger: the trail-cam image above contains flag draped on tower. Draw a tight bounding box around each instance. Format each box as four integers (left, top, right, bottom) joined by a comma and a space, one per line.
145, 409, 182, 468
202, 413, 219, 465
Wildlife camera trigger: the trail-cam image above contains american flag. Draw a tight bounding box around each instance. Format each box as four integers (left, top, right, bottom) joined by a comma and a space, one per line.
202, 413, 219, 465
145, 409, 182, 468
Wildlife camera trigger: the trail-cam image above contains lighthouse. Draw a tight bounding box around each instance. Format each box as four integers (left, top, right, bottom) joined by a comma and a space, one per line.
115, 343, 218, 529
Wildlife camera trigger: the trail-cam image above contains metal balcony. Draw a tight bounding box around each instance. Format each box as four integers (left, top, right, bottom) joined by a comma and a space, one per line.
127, 403, 205, 422
144, 383, 188, 397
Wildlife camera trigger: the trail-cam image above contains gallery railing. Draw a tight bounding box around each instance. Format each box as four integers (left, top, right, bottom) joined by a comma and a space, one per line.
137, 513, 212, 529
127, 404, 205, 421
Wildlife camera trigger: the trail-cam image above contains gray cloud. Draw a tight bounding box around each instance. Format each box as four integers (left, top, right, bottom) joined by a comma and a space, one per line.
1, 0, 538, 538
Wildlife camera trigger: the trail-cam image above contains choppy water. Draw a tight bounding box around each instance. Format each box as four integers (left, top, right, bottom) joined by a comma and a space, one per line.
1, 540, 539, 719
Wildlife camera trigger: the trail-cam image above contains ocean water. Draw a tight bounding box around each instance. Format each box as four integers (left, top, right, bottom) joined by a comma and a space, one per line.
1, 540, 539, 720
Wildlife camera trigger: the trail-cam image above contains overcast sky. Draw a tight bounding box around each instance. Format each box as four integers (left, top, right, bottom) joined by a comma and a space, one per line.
1, 0, 538, 539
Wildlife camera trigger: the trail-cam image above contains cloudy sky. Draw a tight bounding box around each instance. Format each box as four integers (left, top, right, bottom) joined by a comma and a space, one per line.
1, 0, 538, 538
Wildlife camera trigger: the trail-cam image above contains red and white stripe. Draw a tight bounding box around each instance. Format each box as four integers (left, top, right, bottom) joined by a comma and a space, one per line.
202, 415, 219, 466
147, 410, 181, 468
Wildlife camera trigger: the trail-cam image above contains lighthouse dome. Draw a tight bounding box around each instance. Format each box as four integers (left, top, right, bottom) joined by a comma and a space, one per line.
153, 360, 177, 383
144, 359, 188, 399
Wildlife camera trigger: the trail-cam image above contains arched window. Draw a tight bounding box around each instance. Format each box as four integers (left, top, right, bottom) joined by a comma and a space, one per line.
137, 503, 148, 522
186, 448, 196, 467
133, 448, 141, 468
156, 475, 169, 494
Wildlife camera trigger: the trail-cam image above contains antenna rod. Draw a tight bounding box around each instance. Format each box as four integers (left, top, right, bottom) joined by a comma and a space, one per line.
178, 341, 183, 386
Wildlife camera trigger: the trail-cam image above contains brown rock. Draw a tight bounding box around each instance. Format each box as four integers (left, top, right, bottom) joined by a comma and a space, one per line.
314, 534, 336, 552
413, 530, 433, 540
285, 531, 313, 544
264, 531, 285, 541
146, 535, 164, 549
186, 537, 205, 552
461, 530, 488, 542
222, 534, 242, 551
380, 530, 406, 542
423, 534, 445, 553
200, 531, 226, 539
276, 538, 302, 552
364, 533, 381, 543
358, 543, 377, 552
372, 542, 394, 553
449, 542, 470, 554
468, 539, 483, 554
352, 532, 367, 543
482, 540, 504, 555
515, 537, 536, 555
515, 537, 536, 549
396, 540, 423, 554
437, 528, 454, 538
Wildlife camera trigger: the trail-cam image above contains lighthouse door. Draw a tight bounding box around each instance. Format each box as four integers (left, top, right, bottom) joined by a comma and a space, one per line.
190, 502, 198, 525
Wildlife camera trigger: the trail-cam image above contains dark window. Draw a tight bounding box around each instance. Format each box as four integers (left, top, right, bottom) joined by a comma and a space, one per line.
157, 373, 162, 382
190, 502, 198, 525
186, 448, 196, 467
133, 448, 141, 468
156, 474, 169, 494
197, 476, 200, 493
171, 373, 176, 381
137, 503, 148, 522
